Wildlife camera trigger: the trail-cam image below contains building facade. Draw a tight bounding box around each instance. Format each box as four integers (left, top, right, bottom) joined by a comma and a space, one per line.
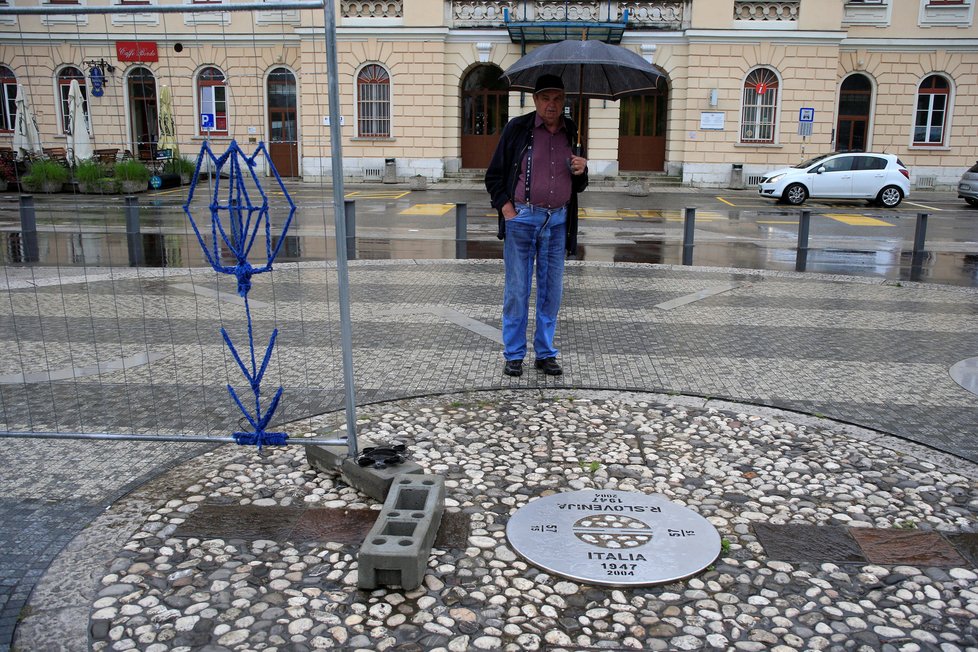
1, 0, 976, 188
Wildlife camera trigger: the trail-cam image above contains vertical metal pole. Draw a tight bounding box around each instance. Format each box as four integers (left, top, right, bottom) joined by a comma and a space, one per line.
910, 213, 928, 282
455, 202, 467, 260
324, 0, 359, 457
125, 195, 144, 267
18, 195, 39, 263
681, 207, 695, 266
795, 209, 811, 272
344, 199, 356, 261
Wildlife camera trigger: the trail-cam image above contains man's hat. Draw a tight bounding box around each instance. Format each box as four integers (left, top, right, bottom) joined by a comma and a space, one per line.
533, 74, 565, 95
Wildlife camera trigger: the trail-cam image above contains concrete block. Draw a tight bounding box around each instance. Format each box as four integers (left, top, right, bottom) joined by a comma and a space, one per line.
305, 439, 423, 502
357, 474, 445, 590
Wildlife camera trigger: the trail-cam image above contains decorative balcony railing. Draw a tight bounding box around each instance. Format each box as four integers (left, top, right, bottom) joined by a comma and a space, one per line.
733, 1, 799, 21
342, 1, 403, 18
451, 1, 688, 29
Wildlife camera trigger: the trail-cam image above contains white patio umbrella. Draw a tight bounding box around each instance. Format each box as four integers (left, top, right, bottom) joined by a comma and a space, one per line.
157, 85, 179, 158
66, 79, 93, 165
12, 85, 43, 161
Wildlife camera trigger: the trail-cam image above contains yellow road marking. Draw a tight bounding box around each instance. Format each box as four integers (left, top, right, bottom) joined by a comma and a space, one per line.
905, 201, 942, 211
399, 203, 455, 216
824, 213, 893, 226
345, 190, 411, 199
757, 220, 797, 224
716, 197, 736, 206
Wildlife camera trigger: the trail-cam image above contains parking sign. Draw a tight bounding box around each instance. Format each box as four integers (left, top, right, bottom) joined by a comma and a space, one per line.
200, 113, 215, 130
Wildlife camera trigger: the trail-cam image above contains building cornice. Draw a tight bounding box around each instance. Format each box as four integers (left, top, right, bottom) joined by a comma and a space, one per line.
840, 37, 978, 52
683, 29, 846, 46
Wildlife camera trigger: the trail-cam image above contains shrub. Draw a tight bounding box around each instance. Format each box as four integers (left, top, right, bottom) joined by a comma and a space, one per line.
163, 156, 196, 177
75, 159, 108, 183
24, 159, 70, 185
113, 160, 150, 182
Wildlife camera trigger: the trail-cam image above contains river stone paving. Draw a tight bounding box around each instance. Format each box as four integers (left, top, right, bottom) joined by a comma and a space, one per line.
48, 390, 978, 650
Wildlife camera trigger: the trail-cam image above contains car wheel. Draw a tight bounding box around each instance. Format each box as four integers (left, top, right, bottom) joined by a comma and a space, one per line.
877, 186, 903, 208
966, 198, 978, 207
784, 183, 808, 205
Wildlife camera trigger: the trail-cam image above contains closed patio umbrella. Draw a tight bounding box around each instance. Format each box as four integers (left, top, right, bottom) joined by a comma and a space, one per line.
66, 79, 93, 165
157, 85, 179, 159
12, 85, 43, 161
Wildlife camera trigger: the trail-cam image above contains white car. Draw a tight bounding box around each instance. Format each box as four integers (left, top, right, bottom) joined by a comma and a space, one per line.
758, 152, 911, 207
958, 161, 978, 207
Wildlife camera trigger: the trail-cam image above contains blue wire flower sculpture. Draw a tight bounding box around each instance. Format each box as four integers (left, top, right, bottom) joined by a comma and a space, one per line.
183, 140, 296, 449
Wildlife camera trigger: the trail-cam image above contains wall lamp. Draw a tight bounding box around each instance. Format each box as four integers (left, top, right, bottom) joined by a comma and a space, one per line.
85, 58, 116, 75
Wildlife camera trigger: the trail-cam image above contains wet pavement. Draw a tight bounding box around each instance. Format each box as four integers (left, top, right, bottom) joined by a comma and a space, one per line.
1, 183, 977, 650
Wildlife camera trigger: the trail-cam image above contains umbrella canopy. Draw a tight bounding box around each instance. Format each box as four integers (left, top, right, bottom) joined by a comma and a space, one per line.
501, 39, 665, 100
157, 85, 179, 158
66, 80, 93, 165
12, 85, 43, 161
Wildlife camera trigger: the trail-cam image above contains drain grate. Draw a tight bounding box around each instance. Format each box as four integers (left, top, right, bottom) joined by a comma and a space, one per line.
364, 167, 383, 181
746, 174, 765, 186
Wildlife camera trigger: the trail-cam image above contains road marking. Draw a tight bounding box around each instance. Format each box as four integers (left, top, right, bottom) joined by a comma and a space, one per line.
905, 201, 942, 211
345, 190, 411, 199
171, 283, 270, 308
716, 197, 736, 206
756, 220, 797, 224
824, 213, 893, 226
654, 283, 740, 310
399, 203, 455, 216
0, 352, 168, 384
383, 307, 502, 343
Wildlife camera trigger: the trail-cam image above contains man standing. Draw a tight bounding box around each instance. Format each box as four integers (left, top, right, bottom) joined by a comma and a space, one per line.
485, 74, 588, 377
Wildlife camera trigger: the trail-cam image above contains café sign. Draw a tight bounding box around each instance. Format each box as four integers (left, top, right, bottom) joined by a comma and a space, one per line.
116, 41, 159, 63
506, 490, 721, 586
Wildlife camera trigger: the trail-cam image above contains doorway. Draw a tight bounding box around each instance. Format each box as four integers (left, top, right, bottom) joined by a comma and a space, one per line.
267, 67, 299, 177
127, 67, 157, 161
460, 65, 509, 169
618, 76, 668, 172
836, 74, 872, 152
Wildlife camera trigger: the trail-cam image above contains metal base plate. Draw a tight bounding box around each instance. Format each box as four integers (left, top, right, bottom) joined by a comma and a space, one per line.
506, 490, 721, 586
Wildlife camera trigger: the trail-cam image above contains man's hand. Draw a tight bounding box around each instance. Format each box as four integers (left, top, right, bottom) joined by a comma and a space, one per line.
502, 201, 517, 220
570, 155, 587, 176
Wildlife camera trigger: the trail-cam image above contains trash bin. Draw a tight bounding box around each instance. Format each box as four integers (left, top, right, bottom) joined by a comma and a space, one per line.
384, 158, 397, 184
730, 163, 744, 190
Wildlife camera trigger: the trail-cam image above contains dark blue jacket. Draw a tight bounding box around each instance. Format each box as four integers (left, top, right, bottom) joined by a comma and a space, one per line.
484, 111, 588, 255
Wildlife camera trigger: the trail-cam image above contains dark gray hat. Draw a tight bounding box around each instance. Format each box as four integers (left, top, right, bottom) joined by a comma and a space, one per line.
533, 74, 565, 95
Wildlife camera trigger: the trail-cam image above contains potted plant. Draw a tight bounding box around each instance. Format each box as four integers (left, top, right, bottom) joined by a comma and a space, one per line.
75, 159, 113, 194
23, 158, 70, 193
113, 159, 150, 193
163, 156, 196, 185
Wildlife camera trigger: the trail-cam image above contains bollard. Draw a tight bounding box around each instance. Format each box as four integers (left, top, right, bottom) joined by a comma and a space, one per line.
455, 202, 467, 260
125, 195, 144, 267
344, 199, 356, 261
910, 212, 928, 282
795, 209, 811, 272
681, 207, 695, 266
18, 194, 39, 263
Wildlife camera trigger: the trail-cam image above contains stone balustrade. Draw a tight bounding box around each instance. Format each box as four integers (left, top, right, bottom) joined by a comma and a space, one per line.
733, 1, 800, 21
451, 1, 687, 29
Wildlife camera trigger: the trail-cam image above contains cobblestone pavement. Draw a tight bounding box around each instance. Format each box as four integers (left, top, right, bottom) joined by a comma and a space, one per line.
2, 260, 978, 651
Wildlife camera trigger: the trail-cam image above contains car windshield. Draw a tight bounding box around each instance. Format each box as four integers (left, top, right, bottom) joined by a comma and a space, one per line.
793, 153, 834, 169
969, 162, 978, 173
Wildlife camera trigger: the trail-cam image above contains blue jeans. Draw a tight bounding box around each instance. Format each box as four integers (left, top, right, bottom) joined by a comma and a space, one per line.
503, 203, 567, 361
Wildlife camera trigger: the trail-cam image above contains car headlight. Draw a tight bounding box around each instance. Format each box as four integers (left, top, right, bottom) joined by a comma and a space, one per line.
765, 173, 785, 184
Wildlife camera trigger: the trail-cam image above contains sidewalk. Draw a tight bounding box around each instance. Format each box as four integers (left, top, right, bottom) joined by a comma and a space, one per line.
2, 260, 978, 651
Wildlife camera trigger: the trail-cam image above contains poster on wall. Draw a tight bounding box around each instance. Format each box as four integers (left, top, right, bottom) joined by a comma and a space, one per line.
700, 112, 725, 130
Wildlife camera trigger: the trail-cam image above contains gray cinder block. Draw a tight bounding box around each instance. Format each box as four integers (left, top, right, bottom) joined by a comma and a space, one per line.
357, 474, 445, 590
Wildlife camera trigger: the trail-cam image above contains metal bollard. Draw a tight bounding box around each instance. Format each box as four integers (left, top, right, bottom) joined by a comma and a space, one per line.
795, 209, 811, 272
681, 207, 695, 266
125, 195, 144, 267
455, 202, 467, 260
344, 199, 356, 261
18, 194, 39, 263
910, 212, 928, 282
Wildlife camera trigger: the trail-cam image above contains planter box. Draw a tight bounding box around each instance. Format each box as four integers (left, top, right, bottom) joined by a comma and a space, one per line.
24, 180, 65, 193
78, 180, 115, 194
117, 179, 148, 193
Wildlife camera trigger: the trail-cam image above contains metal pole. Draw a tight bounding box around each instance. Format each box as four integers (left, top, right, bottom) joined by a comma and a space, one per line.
125, 195, 144, 266
795, 209, 811, 272
455, 202, 467, 260
344, 199, 356, 261
18, 194, 39, 263
323, 0, 359, 458
0, 430, 348, 445
911, 212, 928, 282
681, 207, 695, 266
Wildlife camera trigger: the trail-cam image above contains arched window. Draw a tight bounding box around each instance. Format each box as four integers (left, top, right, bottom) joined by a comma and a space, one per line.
1, 65, 15, 132
197, 66, 227, 135
57, 66, 86, 134
356, 64, 390, 138
913, 74, 950, 146
740, 68, 779, 144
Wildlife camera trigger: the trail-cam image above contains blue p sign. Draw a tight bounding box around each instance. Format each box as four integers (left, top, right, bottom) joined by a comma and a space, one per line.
201, 113, 215, 130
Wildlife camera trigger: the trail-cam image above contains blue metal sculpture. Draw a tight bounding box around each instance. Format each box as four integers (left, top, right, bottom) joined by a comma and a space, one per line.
183, 140, 296, 449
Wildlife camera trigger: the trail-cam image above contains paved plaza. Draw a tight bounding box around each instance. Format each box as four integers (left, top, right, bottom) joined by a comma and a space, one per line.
1, 257, 977, 650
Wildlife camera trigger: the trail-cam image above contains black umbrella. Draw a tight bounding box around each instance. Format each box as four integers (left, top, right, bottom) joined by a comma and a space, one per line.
502, 39, 665, 149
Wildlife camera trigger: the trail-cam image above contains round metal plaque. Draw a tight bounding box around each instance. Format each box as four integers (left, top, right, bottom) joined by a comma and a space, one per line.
506, 490, 721, 586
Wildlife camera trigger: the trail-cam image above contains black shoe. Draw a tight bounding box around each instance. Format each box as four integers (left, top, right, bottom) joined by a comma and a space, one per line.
503, 359, 523, 377
534, 357, 563, 375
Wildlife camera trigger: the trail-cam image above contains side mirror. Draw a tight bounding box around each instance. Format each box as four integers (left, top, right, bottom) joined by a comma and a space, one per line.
815, 166, 826, 174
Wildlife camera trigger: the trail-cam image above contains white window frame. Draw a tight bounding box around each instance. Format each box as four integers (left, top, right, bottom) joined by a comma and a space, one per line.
195, 66, 229, 137
56, 66, 88, 135
919, 0, 974, 27
354, 63, 392, 140
910, 73, 954, 149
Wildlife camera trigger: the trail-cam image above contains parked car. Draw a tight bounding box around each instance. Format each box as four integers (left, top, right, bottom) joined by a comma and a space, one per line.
758, 152, 910, 207
958, 161, 978, 207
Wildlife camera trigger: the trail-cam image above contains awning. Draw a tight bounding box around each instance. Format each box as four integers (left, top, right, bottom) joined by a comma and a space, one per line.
505, 20, 626, 44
